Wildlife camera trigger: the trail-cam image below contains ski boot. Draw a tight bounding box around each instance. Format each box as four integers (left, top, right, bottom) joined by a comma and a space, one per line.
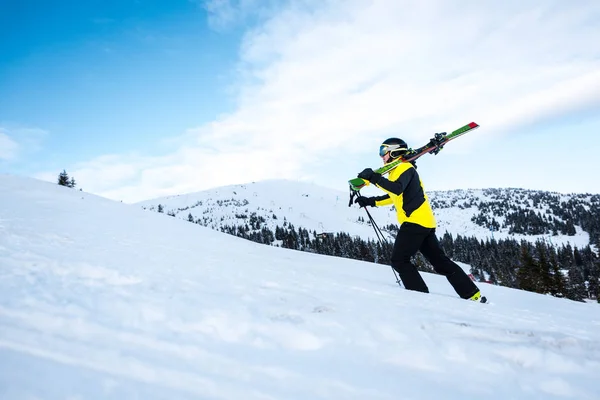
469, 291, 487, 304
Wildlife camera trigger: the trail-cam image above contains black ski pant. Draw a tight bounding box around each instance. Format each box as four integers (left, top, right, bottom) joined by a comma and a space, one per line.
391, 222, 479, 299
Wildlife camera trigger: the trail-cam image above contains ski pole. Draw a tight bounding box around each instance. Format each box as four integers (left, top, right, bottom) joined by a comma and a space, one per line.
352, 189, 402, 287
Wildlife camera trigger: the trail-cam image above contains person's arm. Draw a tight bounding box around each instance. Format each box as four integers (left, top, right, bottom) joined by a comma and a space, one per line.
358, 166, 416, 196
354, 194, 391, 208
375, 167, 416, 196
374, 194, 393, 206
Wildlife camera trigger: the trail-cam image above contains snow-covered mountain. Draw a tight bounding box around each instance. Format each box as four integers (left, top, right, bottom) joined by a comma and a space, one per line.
137, 180, 594, 249
1, 174, 600, 399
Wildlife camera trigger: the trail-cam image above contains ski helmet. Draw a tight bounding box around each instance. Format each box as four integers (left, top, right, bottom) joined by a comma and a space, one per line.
379, 138, 408, 158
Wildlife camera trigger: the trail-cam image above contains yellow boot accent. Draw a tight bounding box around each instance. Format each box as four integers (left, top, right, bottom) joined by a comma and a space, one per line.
469, 291, 488, 303
469, 291, 482, 301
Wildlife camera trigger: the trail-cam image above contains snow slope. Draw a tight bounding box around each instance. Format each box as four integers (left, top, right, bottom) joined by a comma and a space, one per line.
136, 180, 591, 248
1, 174, 599, 400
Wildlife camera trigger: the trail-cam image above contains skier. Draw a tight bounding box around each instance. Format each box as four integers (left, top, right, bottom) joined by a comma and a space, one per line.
354, 137, 487, 303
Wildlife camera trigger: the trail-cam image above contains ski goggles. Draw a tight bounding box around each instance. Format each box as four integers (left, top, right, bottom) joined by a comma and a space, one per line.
379, 144, 403, 157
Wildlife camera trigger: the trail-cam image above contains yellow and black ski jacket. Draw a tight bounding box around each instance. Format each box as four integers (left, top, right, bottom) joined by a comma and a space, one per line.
372, 162, 436, 228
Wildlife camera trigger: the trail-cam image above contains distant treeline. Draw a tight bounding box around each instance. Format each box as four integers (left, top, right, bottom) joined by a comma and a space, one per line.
215, 217, 599, 303
435, 189, 600, 245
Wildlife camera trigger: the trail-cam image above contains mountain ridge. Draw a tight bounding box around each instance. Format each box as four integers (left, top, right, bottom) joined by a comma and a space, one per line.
136, 179, 597, 250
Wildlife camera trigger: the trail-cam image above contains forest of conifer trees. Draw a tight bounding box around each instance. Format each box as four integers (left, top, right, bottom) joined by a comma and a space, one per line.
215, 218, 600, 303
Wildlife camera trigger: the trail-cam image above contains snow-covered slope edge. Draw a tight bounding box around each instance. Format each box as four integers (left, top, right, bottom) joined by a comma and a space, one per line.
1, 174, 599, 400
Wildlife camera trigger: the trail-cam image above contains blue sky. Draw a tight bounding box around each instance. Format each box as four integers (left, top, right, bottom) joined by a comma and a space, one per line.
0, 0, 239, 165
1, 0, 599, 202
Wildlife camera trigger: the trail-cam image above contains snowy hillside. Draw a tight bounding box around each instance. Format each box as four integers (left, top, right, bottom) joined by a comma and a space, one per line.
138, 179, 387, 239
1, 174, 600, 399
137, 180, 592, 249
431, 188, 595, 248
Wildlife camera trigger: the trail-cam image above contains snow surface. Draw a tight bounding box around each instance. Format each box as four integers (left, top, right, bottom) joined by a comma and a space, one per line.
136, 180, 591, 249
1, 174, 600, 400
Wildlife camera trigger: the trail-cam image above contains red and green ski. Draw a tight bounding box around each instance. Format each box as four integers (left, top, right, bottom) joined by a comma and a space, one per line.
349, 122, 480, 191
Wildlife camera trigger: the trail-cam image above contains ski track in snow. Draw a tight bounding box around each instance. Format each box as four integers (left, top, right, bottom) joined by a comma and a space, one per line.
1, 175, 600, 400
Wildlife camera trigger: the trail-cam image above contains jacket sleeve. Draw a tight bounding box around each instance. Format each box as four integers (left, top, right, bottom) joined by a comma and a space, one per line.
375, 167, 416, 195
374, 194, 393, 206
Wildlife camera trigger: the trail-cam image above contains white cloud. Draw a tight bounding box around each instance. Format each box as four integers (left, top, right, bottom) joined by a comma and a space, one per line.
54, 0, 600, 202
0, 130, 19, 161
203, 0, 242, 29
44, 145, 303, 203
202, 0, 280, 31
0, 126, 48, 163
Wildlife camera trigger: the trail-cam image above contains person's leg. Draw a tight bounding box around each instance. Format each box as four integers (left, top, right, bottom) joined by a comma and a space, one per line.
391, 223, 430, 293
419, 229, 480, 299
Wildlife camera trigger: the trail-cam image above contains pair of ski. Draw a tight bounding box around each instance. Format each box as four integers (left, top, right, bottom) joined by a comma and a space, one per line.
348, 122, 480, 191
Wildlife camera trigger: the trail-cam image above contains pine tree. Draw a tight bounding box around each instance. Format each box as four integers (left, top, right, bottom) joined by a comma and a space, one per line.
573, 248, 584, 272
543, 245, 567, 297
58, 170, 70, 187
565, 218, 576, 236
442, 231, 454, 258
57, 170, 77, 188
566, 261, 587, 302
517, 243, 539, 293
548, 250, 566, 298
534, 241, 552, 294
557, 244, 575, 271
580, 246, 596, 281
588, 258, 600, 301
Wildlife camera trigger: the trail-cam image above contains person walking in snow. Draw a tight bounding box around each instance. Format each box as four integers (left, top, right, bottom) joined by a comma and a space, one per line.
354, 137, 486, 303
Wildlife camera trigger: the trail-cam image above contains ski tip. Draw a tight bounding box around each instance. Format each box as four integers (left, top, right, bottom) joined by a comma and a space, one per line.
468, 122, 479, 129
